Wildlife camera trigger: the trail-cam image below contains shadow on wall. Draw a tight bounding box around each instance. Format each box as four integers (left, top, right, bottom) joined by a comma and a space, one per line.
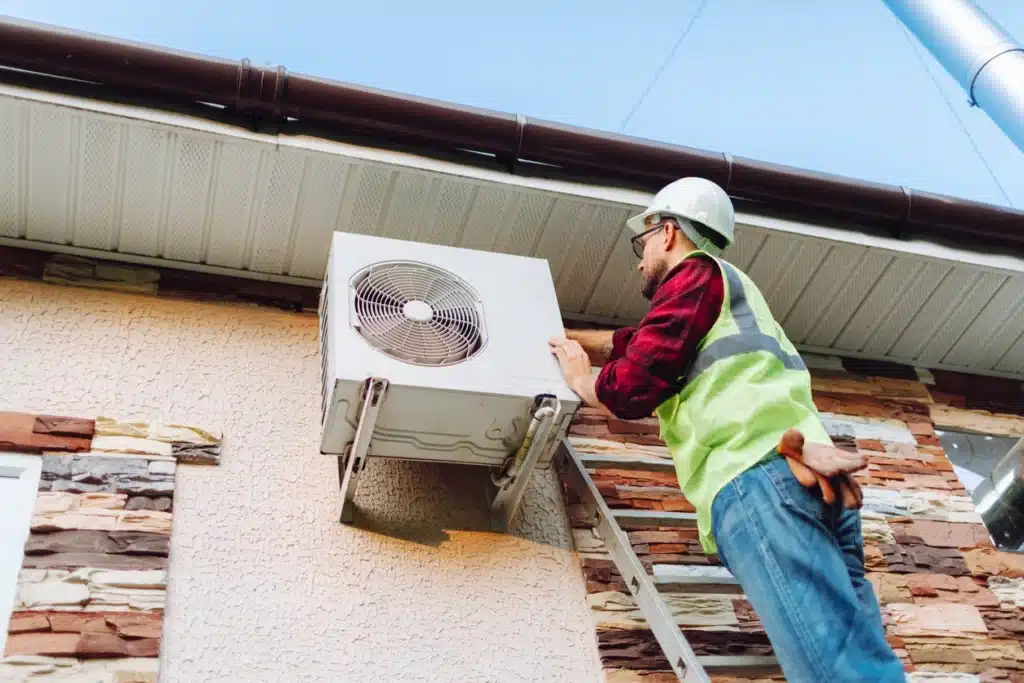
343, 456, 573, 551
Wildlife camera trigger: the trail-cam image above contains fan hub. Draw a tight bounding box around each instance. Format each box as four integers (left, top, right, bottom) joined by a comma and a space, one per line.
402, 300, 434, 323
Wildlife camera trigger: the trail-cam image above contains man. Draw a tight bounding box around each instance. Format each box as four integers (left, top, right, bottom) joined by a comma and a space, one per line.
549, 177, 904, 682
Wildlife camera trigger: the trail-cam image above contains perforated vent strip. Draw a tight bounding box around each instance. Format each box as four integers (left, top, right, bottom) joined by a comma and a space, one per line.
351, 261, 485, 367
319, 269, 330, 426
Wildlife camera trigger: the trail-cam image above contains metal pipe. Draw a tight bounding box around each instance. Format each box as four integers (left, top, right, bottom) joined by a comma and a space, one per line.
882, 0, 1024, 153
490, 397, 561, 530
509, 405, 556, 474
973, 437, 1024, 551
0, 15, 1022, 249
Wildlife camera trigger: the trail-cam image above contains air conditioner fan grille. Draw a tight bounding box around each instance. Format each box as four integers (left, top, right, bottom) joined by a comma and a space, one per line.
352, 261, 485, 366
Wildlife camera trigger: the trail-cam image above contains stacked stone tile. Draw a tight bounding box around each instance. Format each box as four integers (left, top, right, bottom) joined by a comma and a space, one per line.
0, 412, 220, 683
565, 367, 1024, 683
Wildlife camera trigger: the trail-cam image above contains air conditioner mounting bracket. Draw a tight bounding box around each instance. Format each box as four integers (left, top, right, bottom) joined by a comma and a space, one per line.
338, 376, 389, 524
488, 394, 562, 532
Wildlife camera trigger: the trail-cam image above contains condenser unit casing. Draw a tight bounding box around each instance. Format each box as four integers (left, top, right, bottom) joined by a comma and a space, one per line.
319, 232, 580, 526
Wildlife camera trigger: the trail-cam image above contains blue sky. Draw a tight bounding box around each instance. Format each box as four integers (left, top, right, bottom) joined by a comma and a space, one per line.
2, 1, 1022, 208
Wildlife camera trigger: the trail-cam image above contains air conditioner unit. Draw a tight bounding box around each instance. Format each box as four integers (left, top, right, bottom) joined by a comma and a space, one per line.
319, 231, 580, 529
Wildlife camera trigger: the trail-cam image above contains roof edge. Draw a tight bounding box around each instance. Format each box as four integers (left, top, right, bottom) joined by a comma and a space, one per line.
0, 15, 1021, 253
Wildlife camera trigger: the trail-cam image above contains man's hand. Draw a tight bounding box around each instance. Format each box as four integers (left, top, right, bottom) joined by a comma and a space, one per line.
778, 429, 866, 509
548, 337, 615, 416
562, 328, 617, 366
548, 337, 592, 389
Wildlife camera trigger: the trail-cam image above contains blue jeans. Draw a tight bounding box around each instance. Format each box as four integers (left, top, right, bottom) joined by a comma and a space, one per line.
711, 455, 906, 683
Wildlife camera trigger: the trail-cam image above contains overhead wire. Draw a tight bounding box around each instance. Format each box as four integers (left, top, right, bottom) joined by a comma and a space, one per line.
900, 26, 1014, 207
617, 6, 1013, 207
618, 0, 712, 132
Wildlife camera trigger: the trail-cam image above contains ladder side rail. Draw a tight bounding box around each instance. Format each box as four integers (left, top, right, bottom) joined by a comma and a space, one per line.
560, 438, 712, 683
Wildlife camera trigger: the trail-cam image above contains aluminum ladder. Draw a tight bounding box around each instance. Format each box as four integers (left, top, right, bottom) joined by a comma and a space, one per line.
560, 438, 781, 683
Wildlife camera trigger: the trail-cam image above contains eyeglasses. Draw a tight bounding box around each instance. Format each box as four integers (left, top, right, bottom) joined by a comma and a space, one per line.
630, 226, 659, 258
630, 214, 676, 258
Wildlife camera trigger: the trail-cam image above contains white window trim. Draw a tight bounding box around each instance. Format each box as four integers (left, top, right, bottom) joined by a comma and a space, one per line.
0, 453, 42, 656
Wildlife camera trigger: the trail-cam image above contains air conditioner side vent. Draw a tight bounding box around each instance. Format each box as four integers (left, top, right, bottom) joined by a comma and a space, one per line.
319, 268, 331, 426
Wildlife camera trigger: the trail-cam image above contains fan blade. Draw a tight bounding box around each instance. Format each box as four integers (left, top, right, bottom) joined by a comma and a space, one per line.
431, 317, 477, 351
369, 267, 414, 303
433, 309, 480, 338
425, 284, 470, 308
362, 314, 407, 337
360, 285, 405, 310
421, 323, 466, 364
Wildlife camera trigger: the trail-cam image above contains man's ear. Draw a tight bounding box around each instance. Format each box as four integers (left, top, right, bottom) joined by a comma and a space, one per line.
662, 223, 678, 249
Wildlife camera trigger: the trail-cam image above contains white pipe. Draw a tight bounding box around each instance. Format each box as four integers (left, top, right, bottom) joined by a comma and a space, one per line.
882, 0, 1024, 153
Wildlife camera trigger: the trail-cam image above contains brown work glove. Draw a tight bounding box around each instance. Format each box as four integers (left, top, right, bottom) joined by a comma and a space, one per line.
778, 429, 867, 509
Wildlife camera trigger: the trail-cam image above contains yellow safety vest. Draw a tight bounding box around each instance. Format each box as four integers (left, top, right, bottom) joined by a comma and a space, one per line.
655, 251, 833, 554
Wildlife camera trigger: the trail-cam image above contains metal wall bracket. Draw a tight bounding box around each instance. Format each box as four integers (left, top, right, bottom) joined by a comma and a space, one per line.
489, 395, 562, 532
338, 377, 389, 524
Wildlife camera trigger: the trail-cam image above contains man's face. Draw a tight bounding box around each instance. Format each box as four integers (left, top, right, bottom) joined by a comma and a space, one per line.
633, 217, 675, 300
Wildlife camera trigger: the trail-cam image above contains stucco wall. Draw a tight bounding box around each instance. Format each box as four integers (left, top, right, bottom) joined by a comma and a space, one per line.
0, 279, 602, 683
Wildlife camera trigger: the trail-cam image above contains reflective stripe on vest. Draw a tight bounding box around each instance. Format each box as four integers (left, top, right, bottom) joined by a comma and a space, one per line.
684, 261, 806, 384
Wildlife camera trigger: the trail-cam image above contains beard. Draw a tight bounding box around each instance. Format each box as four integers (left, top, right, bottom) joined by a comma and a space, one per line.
640, 260, 667, 300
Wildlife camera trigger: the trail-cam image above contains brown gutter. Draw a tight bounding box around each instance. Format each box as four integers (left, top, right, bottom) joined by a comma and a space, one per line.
0, 16, 1021, 250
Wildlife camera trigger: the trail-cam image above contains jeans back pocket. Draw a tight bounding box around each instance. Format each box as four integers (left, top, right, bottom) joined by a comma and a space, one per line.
762, 457, 828, 523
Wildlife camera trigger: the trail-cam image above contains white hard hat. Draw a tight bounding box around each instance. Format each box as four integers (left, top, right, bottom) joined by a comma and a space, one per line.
626, 177, 735, 253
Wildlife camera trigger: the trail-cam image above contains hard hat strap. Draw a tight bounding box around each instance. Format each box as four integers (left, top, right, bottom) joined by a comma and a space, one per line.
652, 213, 725, 258
679, 220, 724, 257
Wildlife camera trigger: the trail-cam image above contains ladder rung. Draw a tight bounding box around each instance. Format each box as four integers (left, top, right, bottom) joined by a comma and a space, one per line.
611, 509, 698, 528
654, 575, 743, 595
699, 655, 780, 677
578, 453, 676, 472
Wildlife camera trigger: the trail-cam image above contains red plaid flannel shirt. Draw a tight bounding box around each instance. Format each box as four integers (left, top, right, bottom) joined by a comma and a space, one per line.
594, 255, 724, 420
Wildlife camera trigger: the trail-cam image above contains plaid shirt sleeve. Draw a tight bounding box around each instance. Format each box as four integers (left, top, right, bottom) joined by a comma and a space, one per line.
594, 256, 724, 420
608, 326, 637, 362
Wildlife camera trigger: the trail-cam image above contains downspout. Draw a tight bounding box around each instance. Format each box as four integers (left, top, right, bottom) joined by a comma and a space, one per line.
973, 437, 1024, 551
882, 0, 1024, 154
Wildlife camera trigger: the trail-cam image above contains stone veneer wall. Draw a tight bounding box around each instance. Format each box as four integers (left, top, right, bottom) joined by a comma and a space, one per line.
565, 367, 1024, 683
4, 244, 1024, 682
0, 411, 220, 683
